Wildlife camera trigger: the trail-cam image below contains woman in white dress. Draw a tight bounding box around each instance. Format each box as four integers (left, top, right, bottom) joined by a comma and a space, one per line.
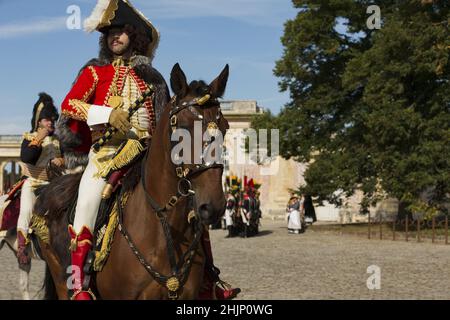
224, 193, 236, 238
286, 195, 302, 234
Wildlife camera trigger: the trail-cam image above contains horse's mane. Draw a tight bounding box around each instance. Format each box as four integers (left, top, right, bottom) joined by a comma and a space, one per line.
188, 80, 210, 97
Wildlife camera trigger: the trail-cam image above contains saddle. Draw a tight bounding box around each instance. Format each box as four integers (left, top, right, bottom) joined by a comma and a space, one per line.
31, 143, 146, 272
1, 159, 68, 233
0, 179, 25, 232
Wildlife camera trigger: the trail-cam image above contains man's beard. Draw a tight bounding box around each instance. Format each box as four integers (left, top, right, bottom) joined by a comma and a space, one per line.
111, 44, 132, 57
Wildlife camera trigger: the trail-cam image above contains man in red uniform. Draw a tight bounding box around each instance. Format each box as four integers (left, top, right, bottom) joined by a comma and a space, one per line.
60, 0, 239, 300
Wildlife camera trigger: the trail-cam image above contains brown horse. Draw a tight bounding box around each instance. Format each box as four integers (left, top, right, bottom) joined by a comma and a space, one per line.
36, 63, 230, 299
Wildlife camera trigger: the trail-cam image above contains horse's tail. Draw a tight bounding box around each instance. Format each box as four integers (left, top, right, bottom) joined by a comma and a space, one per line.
34, 172, 82, 220
43, 264, 58, 300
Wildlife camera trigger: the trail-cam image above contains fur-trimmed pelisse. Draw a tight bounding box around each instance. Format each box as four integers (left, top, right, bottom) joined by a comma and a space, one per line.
55, 115, 89, 170
71, 55, 169, 122
56, 56, 170, 170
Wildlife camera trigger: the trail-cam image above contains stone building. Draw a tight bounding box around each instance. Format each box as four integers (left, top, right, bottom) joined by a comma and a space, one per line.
221, 100, 399, 223
0, 135, 23, 194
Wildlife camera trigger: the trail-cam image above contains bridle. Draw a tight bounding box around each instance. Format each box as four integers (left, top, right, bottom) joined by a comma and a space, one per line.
168, 93, 225, 181
117, 93, 225, 299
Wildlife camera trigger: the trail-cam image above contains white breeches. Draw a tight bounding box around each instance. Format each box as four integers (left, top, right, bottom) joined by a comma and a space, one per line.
240, 210, 249, 226
224, 209, 234, 227
17, 180, 36, 233
73, 151, 107, 234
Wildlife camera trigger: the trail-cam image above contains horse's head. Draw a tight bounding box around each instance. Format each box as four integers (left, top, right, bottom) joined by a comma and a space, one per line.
168, 63, 230, 225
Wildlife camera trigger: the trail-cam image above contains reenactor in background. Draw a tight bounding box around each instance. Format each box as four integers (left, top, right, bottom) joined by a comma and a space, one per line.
17, 93, 63, 264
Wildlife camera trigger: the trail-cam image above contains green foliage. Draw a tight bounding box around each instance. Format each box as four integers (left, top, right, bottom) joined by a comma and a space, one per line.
252, 0, 450, 213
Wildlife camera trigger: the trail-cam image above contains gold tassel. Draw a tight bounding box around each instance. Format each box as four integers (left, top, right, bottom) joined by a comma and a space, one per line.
29, 215, 50, 245
94, 210, 118, 271
70, 237, 78, 252
93, 192, 131, 272
97, 139, 144, 178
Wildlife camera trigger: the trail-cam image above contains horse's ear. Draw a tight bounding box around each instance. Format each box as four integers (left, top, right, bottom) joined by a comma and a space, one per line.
209, 64, 229, 98
170, 63, 188, 98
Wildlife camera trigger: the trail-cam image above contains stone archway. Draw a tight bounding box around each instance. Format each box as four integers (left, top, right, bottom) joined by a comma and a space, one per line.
0, 161, 7, 194
0, 135, 23, 195
0, 160, 23, 194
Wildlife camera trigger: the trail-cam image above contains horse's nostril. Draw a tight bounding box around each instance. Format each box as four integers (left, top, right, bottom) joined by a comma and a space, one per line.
198, 203, 216, 224
198, 203, 224, 225
198, 204, 211, 217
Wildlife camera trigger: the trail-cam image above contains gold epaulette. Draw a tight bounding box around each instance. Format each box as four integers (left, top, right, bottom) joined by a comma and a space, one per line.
23, 132, 37, 142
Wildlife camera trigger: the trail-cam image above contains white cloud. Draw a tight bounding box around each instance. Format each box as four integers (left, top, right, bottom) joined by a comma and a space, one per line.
0, 1, 293, 40
135, 0, 293, 26
0, 16, 67, 39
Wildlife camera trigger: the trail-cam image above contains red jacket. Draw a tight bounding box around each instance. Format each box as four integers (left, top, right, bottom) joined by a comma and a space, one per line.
61, 64, 155, 153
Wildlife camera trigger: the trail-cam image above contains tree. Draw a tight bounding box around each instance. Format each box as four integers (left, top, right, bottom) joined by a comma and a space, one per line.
252, 0, 450, 215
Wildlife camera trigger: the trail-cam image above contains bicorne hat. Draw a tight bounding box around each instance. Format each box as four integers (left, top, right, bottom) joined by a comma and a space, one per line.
84, 0, 160, 59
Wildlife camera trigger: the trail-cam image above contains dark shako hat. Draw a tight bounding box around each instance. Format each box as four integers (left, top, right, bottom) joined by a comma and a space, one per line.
31, 93, 59, 132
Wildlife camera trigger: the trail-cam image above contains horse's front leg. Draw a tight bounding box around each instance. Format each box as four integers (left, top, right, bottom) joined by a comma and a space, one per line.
19, 262, 31, 300
38, 239, 70, 300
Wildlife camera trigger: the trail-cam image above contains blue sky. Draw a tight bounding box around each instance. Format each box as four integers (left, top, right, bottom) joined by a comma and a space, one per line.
0, 0, 296, 134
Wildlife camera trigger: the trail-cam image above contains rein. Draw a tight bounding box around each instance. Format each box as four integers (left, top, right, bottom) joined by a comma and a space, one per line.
116, 94, 224, 300
117, 164, 203, 300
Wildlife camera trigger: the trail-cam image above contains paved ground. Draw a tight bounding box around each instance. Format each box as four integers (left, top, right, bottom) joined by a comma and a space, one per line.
1, 219, 449, 300
0, 244, 45, 300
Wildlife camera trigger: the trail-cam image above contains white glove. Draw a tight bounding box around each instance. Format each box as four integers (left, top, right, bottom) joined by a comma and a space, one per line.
87, 105, 113, 127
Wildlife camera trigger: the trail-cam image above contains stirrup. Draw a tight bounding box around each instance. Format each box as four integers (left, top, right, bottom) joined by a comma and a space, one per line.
214, 280, 241, 300
71, 288, 97, 300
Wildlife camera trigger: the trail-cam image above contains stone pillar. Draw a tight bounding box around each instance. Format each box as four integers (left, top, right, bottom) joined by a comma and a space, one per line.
18, 162, 23, 178
11, 161, 16, 185
0, 168, 3, 195
0, 161, 6, 195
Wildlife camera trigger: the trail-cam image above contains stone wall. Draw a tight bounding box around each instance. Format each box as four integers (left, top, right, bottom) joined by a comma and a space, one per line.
221, 102, 401, 223
337, 192, 399, 224
0, 135, 22, 194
